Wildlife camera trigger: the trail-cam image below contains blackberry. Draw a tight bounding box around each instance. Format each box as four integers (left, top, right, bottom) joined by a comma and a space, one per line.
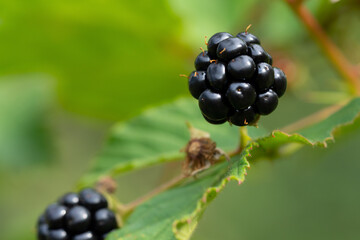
202, 114, 227, 125
198, 89, 229, 121
236, 32, 260, 45
78, 188, 108, 212
226, 82, 256, 110
207, 32, 233, 58
73, 231, 98, 240
48, 229, 68, 240
207, 62, 228, 92
187, 29, 287, 126
248, 44, 272, 64
93, 209, 118, 234
194, 51, 211, 71
65, 206, 91, 234
229, 106, 259, 126
253, 63, 274, 91
188, 71, 207, 99
36, 188, 118, 240
228, 55, 256, 80
216, 37, 247, 61
272, 67, 287, 97
45, 204, 67, 229
255, 89, 279, 115
59, 193, 80, 207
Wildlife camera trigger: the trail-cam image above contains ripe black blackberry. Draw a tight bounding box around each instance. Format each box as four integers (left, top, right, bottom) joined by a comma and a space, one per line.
187, 27, 287, 126
37, 188, 118, 240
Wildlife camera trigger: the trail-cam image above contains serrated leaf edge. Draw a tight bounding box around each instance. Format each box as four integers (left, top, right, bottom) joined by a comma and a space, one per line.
172, 145, 252, 240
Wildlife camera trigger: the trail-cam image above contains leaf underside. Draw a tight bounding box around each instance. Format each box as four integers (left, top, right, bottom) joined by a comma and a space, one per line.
83, 97, 360, 240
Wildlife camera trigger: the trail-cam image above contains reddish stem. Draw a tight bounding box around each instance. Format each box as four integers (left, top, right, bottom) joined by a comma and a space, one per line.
284, 0, 360, 95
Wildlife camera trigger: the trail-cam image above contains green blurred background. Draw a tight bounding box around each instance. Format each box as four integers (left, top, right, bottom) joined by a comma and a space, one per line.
1, 0, 360, 239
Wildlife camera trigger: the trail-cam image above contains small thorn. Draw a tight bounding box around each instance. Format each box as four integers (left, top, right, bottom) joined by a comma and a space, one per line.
244, 119, 248, 125
227, 177, 231, 181
179, 74, 189, 79
210, 59, 217, 63
216, 188, 220, 193
250, 146, 253, 150
248, 153, 252, 157
238, 180, 243, 185
204, 36, 208, 46
244, 172, 248, 176
194, 71, 198, 77
219, 48, 226, 54
202, 196, 207, 203
272, 132, 275, 137
245, 24, 252, 34
187, 218, 192, 224
200, 47, 205, 56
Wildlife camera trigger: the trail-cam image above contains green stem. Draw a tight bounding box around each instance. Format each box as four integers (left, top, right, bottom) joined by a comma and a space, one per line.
230, 127, 252, 157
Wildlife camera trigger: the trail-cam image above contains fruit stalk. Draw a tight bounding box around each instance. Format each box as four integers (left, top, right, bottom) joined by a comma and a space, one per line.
284, 0, 360, 95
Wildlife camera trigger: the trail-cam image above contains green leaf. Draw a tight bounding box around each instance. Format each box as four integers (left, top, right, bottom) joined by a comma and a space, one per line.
79, 98, 267, 187
104, 97, 360, 240
0, 0, 190, 120
107, 149, 251, 240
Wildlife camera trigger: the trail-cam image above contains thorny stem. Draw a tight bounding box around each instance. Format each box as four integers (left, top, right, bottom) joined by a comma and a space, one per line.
284, 0, 360, 95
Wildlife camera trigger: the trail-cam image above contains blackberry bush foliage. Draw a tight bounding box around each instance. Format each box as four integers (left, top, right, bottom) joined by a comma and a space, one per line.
37, 188, 118, 240
188, 30, 287, 126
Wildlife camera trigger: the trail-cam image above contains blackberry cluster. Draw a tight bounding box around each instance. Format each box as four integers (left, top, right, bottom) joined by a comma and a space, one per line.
37, 188, 118, 240
188, 31, 287, 126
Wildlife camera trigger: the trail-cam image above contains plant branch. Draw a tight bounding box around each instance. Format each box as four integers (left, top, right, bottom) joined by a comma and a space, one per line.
122, 173, 187, 213
281, 100, 347, 133
284, 0, 360, 95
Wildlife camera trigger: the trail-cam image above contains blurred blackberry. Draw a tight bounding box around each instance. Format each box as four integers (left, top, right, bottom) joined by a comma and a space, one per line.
37, 188, 118, 240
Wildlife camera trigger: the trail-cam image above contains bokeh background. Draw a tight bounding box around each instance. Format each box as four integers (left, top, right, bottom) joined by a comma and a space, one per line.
1, 0, 360, 239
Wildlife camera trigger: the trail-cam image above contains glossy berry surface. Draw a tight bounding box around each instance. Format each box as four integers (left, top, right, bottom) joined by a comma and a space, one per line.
188, 71, 207, 99
194, 51, 211, 71
45, 204, 67, 229
37, 223, 49, 240
207, 62, 227, 92
48, 229, 68, 240
216, 37, 247, 61
253, 63, 274, 91
255, 89, 279, 115
79, 188, 108, 212
236, 32, 260, 44
272, 67, 287, 97
59, 193, 80, 207
202, 114, 227, 124
207, 32, 233, 58
66, 206, 91, 234
36, 188, 118, 240
93, 209, 118, 234
248, 44, 271, 64
187, 30, 287, 126
226, 82, 256, 110
228, 55, 256, 80
198, 89, 229, 121
229, 106, 259, 126
73, 231, 98, 240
